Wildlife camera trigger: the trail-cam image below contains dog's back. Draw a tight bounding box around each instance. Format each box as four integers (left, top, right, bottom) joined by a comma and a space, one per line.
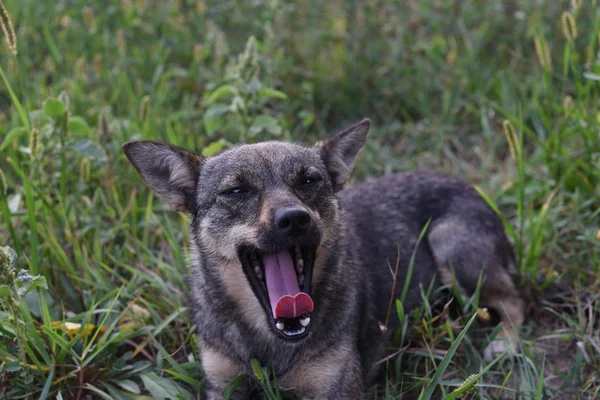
340, 170, 523, 369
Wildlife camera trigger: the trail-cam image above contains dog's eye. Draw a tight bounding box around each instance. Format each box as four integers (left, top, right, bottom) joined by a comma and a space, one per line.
300, 176, 321, 185
222, 187, 247, 195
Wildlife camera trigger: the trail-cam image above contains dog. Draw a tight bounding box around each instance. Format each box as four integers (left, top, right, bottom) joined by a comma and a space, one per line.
123, 119, 524, 399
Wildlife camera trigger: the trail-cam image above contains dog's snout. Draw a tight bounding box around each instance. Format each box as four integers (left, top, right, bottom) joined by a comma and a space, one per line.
275, 208, 311, 236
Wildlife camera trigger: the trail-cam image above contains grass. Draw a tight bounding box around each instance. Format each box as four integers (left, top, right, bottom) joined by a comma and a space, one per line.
0, 0, 599, 398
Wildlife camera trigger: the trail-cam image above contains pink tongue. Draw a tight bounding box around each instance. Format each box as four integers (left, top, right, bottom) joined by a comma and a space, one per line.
263, 250, 313, 319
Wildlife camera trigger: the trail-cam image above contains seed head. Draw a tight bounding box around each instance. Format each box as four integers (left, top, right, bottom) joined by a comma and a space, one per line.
250, 359, 265, 384
138, 95, 151, 122
29, 128, 39, 158
98, 107, 111, 142
0, 168, 6, 196
80, 158, 90, 182
0, 0, 17, 56
0, 247, 14, 286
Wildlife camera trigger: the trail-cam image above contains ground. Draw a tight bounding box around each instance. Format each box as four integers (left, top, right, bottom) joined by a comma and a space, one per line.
0, 0, 599, 399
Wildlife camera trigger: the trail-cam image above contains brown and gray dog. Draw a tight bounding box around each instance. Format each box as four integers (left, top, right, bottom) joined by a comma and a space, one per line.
123, 119, 524, 399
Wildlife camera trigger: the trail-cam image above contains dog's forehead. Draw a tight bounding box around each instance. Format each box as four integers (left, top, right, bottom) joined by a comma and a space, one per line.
203, 141, 322, 176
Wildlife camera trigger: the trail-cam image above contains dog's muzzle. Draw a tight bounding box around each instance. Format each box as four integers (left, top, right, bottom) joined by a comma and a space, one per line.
239, 244, 316, 339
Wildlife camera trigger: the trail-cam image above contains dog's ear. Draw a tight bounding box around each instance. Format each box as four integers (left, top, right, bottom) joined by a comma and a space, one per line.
316, 119, 370, 191
123, 140, 202, 212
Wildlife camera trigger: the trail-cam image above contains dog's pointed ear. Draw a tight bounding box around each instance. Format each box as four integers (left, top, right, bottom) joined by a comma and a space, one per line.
122, 140, 202, 213
316, 119, 370, 191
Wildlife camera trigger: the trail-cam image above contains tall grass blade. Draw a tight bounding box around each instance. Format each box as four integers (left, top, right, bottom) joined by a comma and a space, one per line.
418, 313, 478, 400
0, 65, 29, 129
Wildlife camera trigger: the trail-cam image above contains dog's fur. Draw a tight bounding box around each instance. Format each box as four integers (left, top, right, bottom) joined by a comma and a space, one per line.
123, 119, 524, 399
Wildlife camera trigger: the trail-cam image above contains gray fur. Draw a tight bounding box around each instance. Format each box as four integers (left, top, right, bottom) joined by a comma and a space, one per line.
123, 140, 202, 212
123, 119, 524, 399
317, 119, 370, 190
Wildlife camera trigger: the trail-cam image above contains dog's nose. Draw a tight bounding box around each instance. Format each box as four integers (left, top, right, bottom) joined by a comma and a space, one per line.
275, 208, 311, 236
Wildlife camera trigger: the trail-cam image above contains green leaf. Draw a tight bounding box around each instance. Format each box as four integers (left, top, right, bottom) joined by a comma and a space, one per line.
40, 325, 76, 355
202, 139, 230, 157
395, 299, 404, 323
104, 384, 142, 400
299, 110, 314, 127
68, 140, 108, 162
223, 374, 248, 400
203, 104, 229, 136
0, 126, 29, 151
535, 354, 546, 399
68, 116, 92, 137
258, 88, 288, 101
114, 380, 141, 394
207, 85, 237, 104
83, 385, 114, 400
249, 115, 282, 136
15, 270, 48, 296
140, 372, 192, 400
0, 285, 11, 298
473, 186, 516, 242
4, 362, 22, 372
39, 364, 55, 400
401, 220, 431, 304
246, 80, 262, 94
128, 360, 152, 374
43, 98, 67, 118
23, 289, 54, 318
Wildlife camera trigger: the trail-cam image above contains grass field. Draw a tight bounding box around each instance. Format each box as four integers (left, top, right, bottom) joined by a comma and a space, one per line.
0, 0, 599, 398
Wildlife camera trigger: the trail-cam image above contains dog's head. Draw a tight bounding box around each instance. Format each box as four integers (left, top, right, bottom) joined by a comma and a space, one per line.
123, 119, 370, 340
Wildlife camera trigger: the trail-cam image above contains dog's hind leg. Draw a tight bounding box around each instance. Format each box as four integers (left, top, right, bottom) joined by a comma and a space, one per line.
475, 268, 525, 362
427, 216, 525, 361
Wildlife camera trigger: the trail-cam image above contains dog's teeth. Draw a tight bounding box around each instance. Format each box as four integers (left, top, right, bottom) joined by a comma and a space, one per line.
299, 316, 310, 327
254, 265, 263, 280
298, 274, 304, 286
295, 258, 304, 273
276, 320, 285, 330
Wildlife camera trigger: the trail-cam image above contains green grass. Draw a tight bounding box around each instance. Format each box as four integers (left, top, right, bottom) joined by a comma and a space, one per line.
1, 0, 599, 398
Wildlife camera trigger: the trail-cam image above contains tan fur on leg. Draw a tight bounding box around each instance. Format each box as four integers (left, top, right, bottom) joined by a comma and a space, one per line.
201, 343, 248, 400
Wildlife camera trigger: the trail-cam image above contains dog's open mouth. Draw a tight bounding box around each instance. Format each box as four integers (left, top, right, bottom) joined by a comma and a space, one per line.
239, 245, 315, 339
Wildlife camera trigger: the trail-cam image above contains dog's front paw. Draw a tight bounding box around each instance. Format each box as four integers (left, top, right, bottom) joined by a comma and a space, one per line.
483, 338, 518, 363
